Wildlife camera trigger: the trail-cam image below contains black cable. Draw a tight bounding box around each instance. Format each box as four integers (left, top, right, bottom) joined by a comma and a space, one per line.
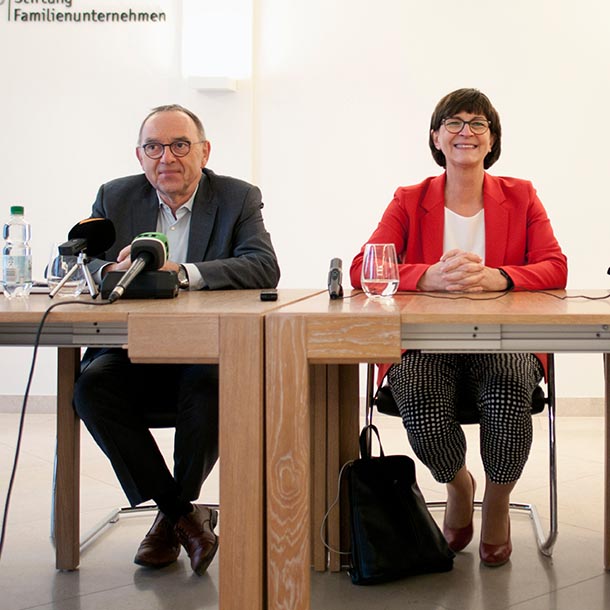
0, 298, 111, 561
402, 290, 512, 301
349, 288, 610, 302
392, 289, 610, 302
521, 289, 610, 301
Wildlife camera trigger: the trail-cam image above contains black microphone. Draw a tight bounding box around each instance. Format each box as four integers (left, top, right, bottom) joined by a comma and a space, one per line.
108, 232, 168, 303
328, 257, 344, 299
61, 217, 116, 257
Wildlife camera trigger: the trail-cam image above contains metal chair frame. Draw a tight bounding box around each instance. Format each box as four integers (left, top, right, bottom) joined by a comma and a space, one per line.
50, 411, 219, 551
365, 354, 558, 557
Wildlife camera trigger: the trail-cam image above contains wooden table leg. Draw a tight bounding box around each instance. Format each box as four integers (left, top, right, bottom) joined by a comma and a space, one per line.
311, 364, 328, 572
338, 364, 359, 565
266, 315, 311, 610
219, 315, 264, 610
312, 363, 360, 573
604, 354, 610, 571
321, 365, 340, 573
55, 347, 80, 571
327, 364, 360, 572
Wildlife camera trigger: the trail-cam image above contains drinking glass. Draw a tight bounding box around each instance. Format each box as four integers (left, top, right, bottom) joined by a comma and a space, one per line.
361, 243, 399, 298
46, 242, 86, 297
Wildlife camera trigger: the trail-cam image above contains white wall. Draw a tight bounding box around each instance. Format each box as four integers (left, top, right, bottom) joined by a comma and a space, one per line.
1, 0, 609, 397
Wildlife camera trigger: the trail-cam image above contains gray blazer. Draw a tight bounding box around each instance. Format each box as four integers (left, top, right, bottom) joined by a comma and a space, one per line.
87, 168, 280, 289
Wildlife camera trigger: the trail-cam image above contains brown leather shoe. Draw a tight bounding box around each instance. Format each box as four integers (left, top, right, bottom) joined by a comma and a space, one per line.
174, 505, 219, 575
134, 511, 181, 568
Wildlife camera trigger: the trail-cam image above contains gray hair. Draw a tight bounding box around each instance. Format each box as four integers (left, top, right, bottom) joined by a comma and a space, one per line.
138, 104, 207, 144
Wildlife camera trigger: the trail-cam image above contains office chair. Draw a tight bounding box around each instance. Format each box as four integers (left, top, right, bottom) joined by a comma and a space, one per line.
364, 355, 558, 557
51, 410, 219, 550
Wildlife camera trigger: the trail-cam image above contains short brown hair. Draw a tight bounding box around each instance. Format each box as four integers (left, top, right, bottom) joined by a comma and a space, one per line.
138, 104, 206, 144
428, 88, 501, 169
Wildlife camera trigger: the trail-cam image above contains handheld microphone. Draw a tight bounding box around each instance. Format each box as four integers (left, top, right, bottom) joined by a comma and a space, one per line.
107, 232, 169, 303
328, 257, 344, 299
62, 217, 116, 257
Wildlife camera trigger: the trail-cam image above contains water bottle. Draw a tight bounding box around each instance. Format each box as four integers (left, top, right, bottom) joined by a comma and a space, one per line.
2, 206, 32, 298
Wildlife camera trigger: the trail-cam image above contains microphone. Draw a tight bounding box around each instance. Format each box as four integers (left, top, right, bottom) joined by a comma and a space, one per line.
328, 257, 344, 299
107, 232, 169, 303
49, 218, 116, 300
62, 217, 116, 257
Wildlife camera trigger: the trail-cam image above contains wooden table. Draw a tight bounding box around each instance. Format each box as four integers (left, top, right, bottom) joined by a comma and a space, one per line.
0, 289, 319, 610
265, 289, 610, 610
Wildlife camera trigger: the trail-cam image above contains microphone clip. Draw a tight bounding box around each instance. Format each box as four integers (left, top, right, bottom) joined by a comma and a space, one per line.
58, 238, 88, 256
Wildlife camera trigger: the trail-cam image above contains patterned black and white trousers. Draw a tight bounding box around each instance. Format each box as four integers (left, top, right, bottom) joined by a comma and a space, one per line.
387, 352, 544, 485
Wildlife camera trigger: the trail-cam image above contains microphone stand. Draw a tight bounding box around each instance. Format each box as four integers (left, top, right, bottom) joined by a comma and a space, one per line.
49, 251, 99, 299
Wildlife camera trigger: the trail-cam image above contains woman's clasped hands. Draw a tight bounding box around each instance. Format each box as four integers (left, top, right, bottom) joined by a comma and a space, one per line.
418, 249, 508, 293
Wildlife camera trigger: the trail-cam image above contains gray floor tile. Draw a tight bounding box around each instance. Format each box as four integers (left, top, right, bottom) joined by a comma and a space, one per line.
1, 413, 609, 610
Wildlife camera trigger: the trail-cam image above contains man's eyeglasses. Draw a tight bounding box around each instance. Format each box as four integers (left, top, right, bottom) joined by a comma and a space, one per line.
442, 118, 491, 135
139, 140, 205, 159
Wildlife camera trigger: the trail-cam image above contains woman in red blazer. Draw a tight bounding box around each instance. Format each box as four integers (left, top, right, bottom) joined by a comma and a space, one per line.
350, 89, 567, 567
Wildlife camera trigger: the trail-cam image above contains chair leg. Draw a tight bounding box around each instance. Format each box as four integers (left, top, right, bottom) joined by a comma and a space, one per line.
79, 505, 157, 549
364, 364, 376, 455
54, 500, 221, 551
51, 446, 220, 552
535, 353, 558, 556
508, 354, 558, 557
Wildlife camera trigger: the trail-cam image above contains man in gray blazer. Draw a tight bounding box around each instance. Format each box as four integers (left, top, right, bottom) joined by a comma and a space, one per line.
73, 104, 280, 576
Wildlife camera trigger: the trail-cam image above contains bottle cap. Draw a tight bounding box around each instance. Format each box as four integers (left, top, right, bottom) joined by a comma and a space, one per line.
10, 206, 24, 215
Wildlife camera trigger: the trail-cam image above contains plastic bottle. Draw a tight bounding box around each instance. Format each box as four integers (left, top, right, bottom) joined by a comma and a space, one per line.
2, 206, 32, 298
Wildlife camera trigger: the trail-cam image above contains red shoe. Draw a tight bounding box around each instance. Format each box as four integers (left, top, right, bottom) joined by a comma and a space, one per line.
480, 520, 512, 567
443, 472, 476, 553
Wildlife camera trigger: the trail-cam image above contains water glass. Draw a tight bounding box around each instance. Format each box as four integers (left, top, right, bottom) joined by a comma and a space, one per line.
46, 243, 86, 297
361, 243, 399, 298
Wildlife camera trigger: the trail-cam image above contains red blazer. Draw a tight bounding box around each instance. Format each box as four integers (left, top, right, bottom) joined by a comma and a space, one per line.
350, 173, 568, 380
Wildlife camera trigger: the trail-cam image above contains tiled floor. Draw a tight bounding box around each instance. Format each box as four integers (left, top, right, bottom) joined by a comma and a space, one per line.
0, 411, 608, 610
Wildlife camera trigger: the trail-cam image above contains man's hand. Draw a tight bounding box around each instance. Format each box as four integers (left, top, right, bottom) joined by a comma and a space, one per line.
101, 244, 181, 277
101, 244, 133, 276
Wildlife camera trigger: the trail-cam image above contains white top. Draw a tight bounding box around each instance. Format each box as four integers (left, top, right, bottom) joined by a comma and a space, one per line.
443, 207, 485, 262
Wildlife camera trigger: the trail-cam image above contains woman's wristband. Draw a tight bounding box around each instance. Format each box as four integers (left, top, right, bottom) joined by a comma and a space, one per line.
498, 268, 514, 290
